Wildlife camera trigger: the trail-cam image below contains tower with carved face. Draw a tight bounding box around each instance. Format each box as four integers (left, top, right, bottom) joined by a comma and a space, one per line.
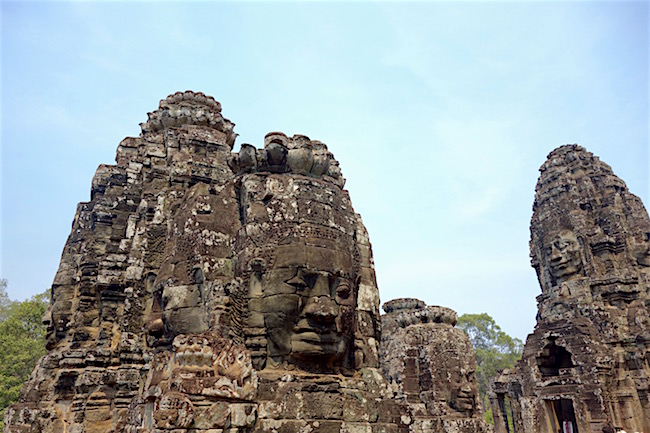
6, 92, 487, 433
380, 299, 488, 433
491, 145, 650, 433
235, 173, 360, 371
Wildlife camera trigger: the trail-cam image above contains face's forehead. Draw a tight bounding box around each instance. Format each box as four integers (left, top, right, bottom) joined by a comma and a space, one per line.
554, 230, 577, 240
436, 348, 472, 365
543, 230, 578, 248
271, 242, 355, 277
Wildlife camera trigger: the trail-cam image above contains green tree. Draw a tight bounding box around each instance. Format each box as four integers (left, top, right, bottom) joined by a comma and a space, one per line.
457, 313, 523, 425
0, 281, 49, 424
0, 279, 11, 322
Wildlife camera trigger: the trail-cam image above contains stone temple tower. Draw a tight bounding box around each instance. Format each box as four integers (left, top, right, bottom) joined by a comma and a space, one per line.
5, 92, 488, 433
490, 145, 650, 433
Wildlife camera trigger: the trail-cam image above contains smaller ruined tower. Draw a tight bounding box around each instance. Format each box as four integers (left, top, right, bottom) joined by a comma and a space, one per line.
380, 298, 489, 433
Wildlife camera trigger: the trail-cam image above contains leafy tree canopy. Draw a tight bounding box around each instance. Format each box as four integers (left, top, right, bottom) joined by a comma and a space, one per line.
0, 279, 49, 424
457, 313, 523, 425
0, 279, 12, 323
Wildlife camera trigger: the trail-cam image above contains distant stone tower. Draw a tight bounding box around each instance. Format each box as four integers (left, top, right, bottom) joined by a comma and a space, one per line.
5, 92, 487, 433
380, 299, 488, 433
490, 145, 650, 432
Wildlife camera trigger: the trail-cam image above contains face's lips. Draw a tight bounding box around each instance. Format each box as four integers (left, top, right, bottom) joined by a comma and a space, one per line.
551, 257, 569, 267
551, 260, 575, 275
292, 329, 340, 344
454, 392, 475, 410
290, 330, 345, 358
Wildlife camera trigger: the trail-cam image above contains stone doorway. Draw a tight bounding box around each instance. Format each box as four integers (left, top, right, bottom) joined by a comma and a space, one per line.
496, 393, 516, 432
545, 399, 579, 433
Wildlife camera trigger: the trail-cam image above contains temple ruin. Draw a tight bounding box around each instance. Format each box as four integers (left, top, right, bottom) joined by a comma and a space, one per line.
6, 93, 649, 433
380, 299, 486, 432
4, 92, 489, 433
490, 145, 650, 432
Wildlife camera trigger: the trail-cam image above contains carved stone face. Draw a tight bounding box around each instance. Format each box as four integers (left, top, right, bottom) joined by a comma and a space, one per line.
160, 283, 209, 338
44, 287, 73, 349
435, 341, 479, 416
546, 230, 584, 284
237, 173, 363, 371
415, 326, 479, 417
147, 273, 209, 345
259, 242, 357, 368
42, 304, 54, 348
449, 366, 479, 414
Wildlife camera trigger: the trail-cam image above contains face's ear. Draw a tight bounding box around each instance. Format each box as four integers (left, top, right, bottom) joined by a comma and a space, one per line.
144, 272, 162, 312
247, 258, 266, 298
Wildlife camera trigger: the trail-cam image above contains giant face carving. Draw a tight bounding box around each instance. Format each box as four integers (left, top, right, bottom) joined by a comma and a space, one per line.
427, 329, 479, 416
258, 241, 357, 369
238, 172, 360, 371
400, 324, 480, 417
546, 230, 584, 285
43, 285, 74, 349
449, 366, 479, 415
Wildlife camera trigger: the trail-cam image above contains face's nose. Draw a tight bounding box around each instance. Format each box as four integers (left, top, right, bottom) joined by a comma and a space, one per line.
551, 244, 563, 261
42, 306, 52, 327
310, 273, 330, 297
303, 274, 338, 325
303, 297, 338, 324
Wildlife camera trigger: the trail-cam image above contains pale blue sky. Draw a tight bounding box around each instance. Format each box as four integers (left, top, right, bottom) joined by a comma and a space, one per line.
1, 1, 648, 341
